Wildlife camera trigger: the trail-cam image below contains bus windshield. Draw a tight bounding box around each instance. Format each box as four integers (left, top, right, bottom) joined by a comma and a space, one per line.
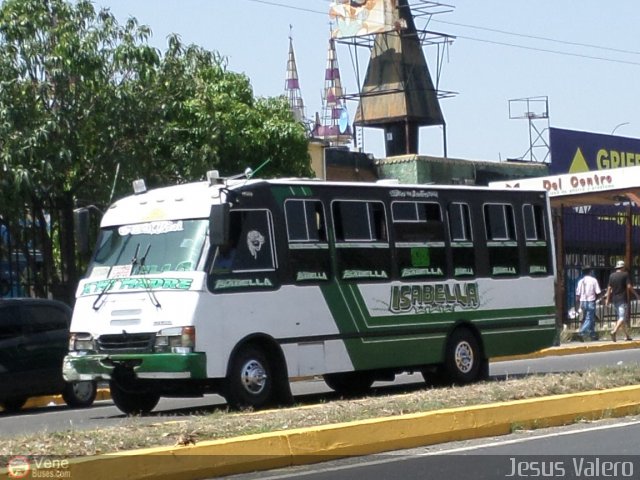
87, 219, 208, 278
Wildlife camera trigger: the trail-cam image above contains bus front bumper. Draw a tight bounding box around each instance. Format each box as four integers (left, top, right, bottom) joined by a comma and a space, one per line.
63, 352, 207, 382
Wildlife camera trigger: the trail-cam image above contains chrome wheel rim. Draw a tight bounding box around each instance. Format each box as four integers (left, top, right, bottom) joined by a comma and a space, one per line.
454, 341, 474, 374
240, 360, 267, 395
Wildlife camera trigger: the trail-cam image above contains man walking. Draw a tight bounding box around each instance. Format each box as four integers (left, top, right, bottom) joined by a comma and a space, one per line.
575, 265, 601, 341
605, 260, 639, 342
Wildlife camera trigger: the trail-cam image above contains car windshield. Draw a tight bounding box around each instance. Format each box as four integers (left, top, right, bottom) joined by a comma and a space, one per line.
87, 219, 208, 278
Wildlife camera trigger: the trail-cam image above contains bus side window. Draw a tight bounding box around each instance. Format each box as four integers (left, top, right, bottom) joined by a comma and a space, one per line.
284, 199, 330, 283
332, 200, 390, 281
212, 210, 276, 273
448, 202, 476, 278
484, 203, 519, 276
392, 201, 446, 279
523, 203, 550, 275
211, 212, 242, 273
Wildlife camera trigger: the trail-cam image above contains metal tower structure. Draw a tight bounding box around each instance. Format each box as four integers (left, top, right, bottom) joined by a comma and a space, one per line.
311, 36, 352, 146
333, 0, 456, 156
508, 96, 550, 163
284, 27, 310, 131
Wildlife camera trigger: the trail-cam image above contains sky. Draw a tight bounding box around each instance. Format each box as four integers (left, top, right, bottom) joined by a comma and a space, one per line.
92, 0, 640, 163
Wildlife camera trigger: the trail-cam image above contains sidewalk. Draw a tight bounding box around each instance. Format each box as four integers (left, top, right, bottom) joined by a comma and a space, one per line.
495, 337, 640, 362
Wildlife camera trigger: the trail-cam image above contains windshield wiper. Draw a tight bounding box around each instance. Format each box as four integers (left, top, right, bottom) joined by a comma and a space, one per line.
92, 243, 141, 310
92, 243, 162, 310
137, 244, 162, 309
92, 278, 116, 311
130, 243, 141, 274
138, 244, 151, 273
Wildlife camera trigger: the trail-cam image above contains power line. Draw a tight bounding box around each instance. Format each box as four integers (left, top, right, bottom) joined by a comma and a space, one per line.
242, 0, 640, 67
243, 0, 326, 16
433, 19, 640, 57
456, 34, 640, 67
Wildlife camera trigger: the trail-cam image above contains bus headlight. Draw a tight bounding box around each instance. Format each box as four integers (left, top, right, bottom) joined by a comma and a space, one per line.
154, 326, 195, 354
69, 333, 96, 353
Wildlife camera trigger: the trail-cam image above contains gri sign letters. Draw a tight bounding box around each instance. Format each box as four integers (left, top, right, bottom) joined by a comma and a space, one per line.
597, 148, 640, 169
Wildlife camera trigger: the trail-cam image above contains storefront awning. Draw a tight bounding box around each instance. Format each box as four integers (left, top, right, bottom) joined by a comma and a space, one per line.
489, 165, 640, 208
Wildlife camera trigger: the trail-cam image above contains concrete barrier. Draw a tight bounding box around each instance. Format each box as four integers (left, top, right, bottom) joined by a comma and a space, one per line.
5, 384, 638, 480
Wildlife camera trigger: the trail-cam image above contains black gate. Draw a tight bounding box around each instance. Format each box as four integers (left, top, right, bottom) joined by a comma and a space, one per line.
562, 205, 640, 332
0, 209, 53, 299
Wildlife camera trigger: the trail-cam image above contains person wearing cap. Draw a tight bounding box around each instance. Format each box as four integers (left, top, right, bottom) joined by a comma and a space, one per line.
575, 265, 601, 341
604, 259, 639, 342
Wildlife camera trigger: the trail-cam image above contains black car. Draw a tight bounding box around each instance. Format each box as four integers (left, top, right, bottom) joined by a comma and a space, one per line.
0, 298, 97, 412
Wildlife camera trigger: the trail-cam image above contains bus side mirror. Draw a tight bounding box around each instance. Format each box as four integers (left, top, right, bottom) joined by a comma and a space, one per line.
209, 203, 230, 246
74, 208, 90, 255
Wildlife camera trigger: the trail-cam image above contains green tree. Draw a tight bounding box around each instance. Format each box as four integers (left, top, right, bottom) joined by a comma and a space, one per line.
125, 36, 312, 188
0, 0, 311, 302
0, 0, 160, 300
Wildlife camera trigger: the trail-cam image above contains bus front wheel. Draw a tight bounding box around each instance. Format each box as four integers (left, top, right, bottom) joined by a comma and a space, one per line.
443, 328, 483, 385
225, 345, 274, 410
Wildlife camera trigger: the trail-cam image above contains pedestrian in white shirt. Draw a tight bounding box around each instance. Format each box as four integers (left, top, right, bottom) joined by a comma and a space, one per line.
575, 265, 601, 341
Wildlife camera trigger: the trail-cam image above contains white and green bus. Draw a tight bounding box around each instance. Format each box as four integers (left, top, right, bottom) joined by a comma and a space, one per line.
64, 174, 557, 414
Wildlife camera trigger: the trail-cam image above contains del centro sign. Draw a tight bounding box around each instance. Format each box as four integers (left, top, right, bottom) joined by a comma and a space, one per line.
488, 166, 638, 198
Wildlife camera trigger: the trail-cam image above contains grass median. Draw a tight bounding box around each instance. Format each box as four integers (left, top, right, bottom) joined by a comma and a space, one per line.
2, 364, 640, 457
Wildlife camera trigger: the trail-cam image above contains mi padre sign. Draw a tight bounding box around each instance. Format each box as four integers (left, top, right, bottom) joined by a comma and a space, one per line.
490, 165, 640, 327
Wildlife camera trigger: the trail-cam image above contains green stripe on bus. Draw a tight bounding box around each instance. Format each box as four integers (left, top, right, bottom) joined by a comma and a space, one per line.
319, 282, 556, 370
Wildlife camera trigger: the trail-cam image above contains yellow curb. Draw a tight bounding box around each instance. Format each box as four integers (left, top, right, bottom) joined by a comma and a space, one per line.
19, 388, 111, 411
5, 385, 639, 480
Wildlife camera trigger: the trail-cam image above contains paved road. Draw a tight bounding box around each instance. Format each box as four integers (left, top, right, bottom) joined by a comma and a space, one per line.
1, 347, 639, 438
226, 416, 640, 480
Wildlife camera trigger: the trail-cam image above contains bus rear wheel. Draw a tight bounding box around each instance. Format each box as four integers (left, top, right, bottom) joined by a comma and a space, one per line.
225, 345, 274, 410
109, 381, 160, 415
443, 328, 483, 385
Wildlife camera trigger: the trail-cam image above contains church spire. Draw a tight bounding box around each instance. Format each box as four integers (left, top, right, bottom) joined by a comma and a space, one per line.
284, 26, 307, 125
312, 34, 352, 146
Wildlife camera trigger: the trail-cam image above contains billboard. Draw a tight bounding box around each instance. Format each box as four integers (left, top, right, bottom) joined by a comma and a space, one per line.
549, 127, 640, 174
330, 0, 398, 38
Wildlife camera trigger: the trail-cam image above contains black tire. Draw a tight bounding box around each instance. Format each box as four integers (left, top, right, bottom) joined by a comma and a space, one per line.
225, 345, 274, 410
109, 381, 160, 415
323, 372, 374, 396
443, 328, 483, 385
62, 381, 97, 408
0, 397, 27, 413
420, 365, 449, 387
